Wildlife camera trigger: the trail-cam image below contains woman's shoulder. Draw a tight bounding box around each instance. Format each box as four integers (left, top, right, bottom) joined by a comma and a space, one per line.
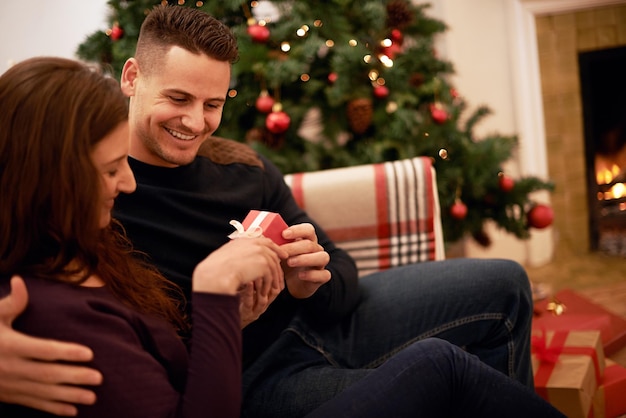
20, 276, 111, 305
0, 275, 106, 301
13, 277, 143, 339
13, 275, 185, 356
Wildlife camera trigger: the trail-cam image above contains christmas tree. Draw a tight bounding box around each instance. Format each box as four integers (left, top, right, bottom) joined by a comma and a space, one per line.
76, 0, 555, 245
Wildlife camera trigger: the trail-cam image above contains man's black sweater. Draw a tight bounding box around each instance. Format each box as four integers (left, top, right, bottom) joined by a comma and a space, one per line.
114, 137, 359, 367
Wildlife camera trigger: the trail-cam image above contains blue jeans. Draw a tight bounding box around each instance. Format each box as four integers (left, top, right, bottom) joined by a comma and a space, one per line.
306, 338, 564, 418
242, 258, 535, 418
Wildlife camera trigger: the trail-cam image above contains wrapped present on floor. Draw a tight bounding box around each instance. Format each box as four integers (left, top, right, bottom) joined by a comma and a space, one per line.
593, 359, 626, 418
533, 289, 626, 356
531, 329, 605, 418
228, 210, 293, 245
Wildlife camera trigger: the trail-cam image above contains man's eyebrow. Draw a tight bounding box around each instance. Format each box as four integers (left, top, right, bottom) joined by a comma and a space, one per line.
162, 88, 225, 102
162, 88, 192, 97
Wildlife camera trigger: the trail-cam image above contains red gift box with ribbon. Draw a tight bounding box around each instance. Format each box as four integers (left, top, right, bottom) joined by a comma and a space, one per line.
592, 359, 626, 418
533, 289, 626, 356
228, 210, 292, 245
531, 329, 605, 418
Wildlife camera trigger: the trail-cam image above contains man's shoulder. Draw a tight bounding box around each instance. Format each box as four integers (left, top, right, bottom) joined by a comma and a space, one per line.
198, 136, 264, 169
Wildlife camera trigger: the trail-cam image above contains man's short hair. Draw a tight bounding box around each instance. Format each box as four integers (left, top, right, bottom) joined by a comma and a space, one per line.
135, 5, 239, 72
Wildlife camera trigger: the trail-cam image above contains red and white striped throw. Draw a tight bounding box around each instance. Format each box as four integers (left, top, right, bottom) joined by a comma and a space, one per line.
284, 157, 445, 277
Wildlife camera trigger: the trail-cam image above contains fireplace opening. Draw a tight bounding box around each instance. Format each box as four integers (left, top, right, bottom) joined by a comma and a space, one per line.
579, 45, 626, 257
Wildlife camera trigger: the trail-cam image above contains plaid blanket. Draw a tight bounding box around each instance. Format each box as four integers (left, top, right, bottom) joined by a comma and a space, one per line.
284, 157, 445, 277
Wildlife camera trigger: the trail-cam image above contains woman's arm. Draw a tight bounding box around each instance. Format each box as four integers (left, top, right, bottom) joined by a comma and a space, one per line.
181, 293, 241, 418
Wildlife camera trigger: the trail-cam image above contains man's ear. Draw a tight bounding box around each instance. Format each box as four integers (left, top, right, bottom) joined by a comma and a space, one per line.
120, 58, 139, 97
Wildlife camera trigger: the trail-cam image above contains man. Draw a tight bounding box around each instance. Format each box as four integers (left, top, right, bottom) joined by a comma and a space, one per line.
0, 5, 535, 417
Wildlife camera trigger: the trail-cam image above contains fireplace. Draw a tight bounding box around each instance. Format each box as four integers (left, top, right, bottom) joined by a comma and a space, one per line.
579, 45, 626, 256
521, 1, 626, 259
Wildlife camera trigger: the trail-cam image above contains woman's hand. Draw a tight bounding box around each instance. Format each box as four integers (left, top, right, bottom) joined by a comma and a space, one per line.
192, 237, 288, 296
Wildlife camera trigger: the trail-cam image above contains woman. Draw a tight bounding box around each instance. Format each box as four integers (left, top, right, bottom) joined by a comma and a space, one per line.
0, 56, 287, 418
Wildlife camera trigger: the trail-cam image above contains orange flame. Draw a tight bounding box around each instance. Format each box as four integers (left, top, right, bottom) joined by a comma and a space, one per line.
596, 164, 626, 200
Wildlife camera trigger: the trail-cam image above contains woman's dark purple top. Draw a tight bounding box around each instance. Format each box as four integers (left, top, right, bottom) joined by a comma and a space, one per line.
0, 277, 241, 418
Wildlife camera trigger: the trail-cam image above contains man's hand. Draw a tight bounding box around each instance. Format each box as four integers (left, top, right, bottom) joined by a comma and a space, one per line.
281, 223, 331, 299
0, 276, 102, 416
238, 277, 283, 329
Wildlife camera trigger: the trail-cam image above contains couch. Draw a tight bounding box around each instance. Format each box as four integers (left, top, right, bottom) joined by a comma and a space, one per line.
284, 156, 445, 278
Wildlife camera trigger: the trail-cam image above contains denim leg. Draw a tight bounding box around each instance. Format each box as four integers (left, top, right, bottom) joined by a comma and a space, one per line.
328, 258, 534, 386
242, 330, 374, 418
242, 258, 534, 417
305, 338, 564, 418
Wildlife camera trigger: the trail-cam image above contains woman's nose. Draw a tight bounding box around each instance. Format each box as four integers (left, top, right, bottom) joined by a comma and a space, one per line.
119, 162, 137, 194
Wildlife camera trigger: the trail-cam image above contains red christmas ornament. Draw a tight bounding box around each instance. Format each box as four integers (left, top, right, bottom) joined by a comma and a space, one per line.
255, 92, 274, 113
266, 110, 291, 134
328, 72, 338, 84
247, 24, 270, 43
109, 23, 124, 41
527, 204, 554, 229
498, 174, 515, 192
450, 88, 459, 99
450, 200, 468, 220
390, 29, 403, 44
430, 103, 448, 124
373, 85, 389, 99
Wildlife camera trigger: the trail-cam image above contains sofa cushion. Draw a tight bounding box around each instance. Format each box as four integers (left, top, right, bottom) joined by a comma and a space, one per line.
284, 157, 445, 277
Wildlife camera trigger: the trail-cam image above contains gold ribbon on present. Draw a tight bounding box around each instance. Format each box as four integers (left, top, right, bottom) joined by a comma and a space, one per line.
546, 297, 567, 316
227, 220, 263, 239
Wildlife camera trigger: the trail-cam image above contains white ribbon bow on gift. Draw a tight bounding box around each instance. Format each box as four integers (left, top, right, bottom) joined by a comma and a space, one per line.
228, 211, 271, 240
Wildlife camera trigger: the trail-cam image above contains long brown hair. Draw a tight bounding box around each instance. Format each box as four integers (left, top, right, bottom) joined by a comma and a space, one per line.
0, 57, 186, 332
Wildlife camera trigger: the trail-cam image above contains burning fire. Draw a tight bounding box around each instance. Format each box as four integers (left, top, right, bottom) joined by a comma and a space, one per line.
596, 163, 626, 200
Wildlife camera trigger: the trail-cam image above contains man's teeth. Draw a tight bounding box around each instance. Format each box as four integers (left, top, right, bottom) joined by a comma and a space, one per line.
166, 128, 195, 140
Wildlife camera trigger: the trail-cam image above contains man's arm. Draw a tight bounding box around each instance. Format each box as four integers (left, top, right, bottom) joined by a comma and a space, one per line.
260, 156, 361, 323
0, 277, 101, 416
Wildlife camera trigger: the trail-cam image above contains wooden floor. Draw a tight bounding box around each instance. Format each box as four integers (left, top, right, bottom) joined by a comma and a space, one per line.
525, 249, 626, 299
579, 281, 626, 320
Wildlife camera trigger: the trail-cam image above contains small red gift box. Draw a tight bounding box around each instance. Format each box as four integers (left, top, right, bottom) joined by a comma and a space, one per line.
593, 359, 626, 418
531, 330, 605, 418
228, 210, 292, 245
